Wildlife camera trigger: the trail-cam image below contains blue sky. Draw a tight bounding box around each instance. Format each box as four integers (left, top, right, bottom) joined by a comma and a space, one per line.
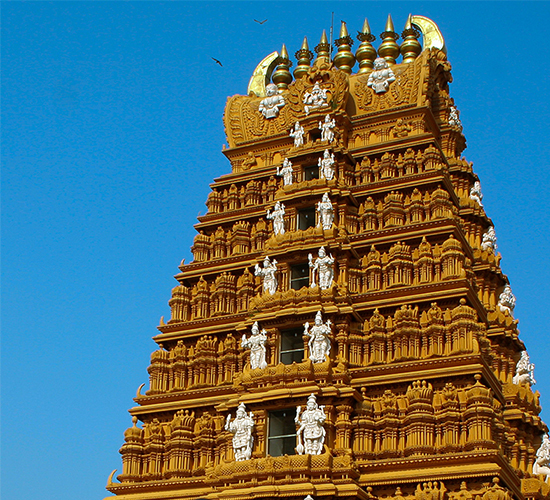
3, 2, 550, 500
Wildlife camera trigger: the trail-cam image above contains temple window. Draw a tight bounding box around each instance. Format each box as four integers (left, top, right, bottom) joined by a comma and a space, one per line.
279, 328, 304, 364
290, 263, 309, 290
297, 207, 316, 230
267, 409, 296, 456
303, 165, 319, 181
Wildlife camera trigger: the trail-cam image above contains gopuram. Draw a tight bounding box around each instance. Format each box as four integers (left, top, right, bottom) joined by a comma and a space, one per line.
105, 15, 550, 500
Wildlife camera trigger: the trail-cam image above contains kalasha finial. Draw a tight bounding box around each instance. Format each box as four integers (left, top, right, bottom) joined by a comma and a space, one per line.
294, 36, 313, 80
378, 14, 400, 65
314, 30, 331, 64
333, 21, 355, 74
356, 18, 377, 73
400, 14, 421, 63
272, 43, 293, 90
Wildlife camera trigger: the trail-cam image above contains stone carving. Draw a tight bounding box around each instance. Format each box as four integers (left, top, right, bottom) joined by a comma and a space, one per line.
481, 226, 497, 253
241, 152, 257, 170
255, 256, 278, 295
534, 434, 550, 477
259, 83, 285, 119
392, 118, 412, 138
241, 322, 268, 370
319, 114, 336, 143
367, 57, 396, 94
304, 311, 332, 363
276, 158, 293, 186
295, 394, 326, 455
449, 105, 463, 131
303, 82, 328, 115
225, 403, 254, 461
290, 121, 305, 147
308, 246, 334, 289
316, 192, 334, 230
266, 201, 286, 235
497, 284, 516, 316
318, 149, 335, 181
512, 351, 536, 387
469, 181, 483, 207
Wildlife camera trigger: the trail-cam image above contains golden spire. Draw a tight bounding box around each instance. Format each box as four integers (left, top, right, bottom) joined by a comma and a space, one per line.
400, 14, 421, 63
333, 21, 355, 74
294, 36, 313, 80
272, 43, 293, 90
356, 17, 377, 73
378, 14, 400, 64
314, 30, 331, 64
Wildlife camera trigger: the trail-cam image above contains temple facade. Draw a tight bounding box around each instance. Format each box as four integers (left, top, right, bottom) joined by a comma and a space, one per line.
105, 15, 550, 500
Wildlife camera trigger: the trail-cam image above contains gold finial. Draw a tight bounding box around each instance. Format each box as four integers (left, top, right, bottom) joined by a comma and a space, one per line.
333, 21, 355, 74
314, 29, 331, 64
400, 14, 421, 63
356, 17, 377, 73
272, 43, 293, 89
378, 14, 400, 64
294, 36, 313, 80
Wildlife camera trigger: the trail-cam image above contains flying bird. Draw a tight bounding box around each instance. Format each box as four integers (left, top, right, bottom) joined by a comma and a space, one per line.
211, 57, 223, 67
254, 19, 268, 24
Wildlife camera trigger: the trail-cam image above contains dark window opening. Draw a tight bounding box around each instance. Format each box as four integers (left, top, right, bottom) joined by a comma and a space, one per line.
297, 207, 316, 230
280, 328, 304, 364
304, 165, 320, 181
290, 263, 309, 290
268, 409, 296, 456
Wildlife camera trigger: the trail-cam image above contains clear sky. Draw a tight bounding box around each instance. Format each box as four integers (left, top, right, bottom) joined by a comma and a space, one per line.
2, 2, 550, 500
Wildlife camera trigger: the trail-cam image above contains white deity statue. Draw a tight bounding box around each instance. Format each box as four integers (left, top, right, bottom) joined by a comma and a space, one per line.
259, 83, 285, 119
481, 226, 497, 253
498, 284, 516, 316
316, 193, 334, 230
318, 149, 335, 181
255, 256, 278, 295
295, 394, 326, 455
367, 57, 396, 94
512, 351, 536, 387
241, 322, 268, 370
276, 158, 293, 186
303, 82, 328, 115
449, 106, 463, 131
319, 114, 336, 143
308, 246, 335, 290
266, 201, 286, 235
225, 403, 255, 461
533, 434, 550, 478
290, 121, 305, 148
304, 311, 332, 364
469, 181, 483, 207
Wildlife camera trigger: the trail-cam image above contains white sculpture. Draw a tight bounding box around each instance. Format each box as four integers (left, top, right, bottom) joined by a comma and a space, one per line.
469, 181, 483, 207
318, 150, 335, 181
308, 246, 335, 289
304, 311, 332, 363
512, 351, 536, 387
255, 256, 278, 295
290, 121, 305, 148
367, 57, 396, 94
319, 115, 336, 143
534, 434, 550, 477
498, 284, 516, 316
276, 158, 293, 186
481, 226, 497, 253
303, 82, 328, 115
295, 394, 326, 455
316, 193, 334, 230
225, 403, 255, 461
449, 106, 463, 131
266, 201, 286, 235
259, 83, 285, 119
241, 322, 268, 370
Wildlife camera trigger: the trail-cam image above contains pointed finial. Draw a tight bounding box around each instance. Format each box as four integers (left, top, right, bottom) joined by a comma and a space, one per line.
379, 14, 400, 64
314, 30, 331, 64
339, 21, 349, 38
385, 14, 395, 32
294, 37, 313, 80
356, 17, 377, 73
272, 43, 293, 89
334, 21, 355, 74
400, 14, 421, 63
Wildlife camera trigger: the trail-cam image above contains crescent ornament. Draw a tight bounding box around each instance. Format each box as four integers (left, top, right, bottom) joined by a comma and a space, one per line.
411, 15, 446, 54
247, 51, 279, 97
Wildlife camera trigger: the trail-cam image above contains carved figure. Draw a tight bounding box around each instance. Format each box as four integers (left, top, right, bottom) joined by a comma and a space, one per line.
276, 158, 293, 186
316, 192, 334, 230
255, 256, 278, 295
295, 394, 326, 455
367, 57, 396, 94
449, 106, 463, 131
533, 434, 550, 477
481, 226, 497, 253
469, 181, 483, 207
318, 149, 335, 181
225, 403, 254, 461
512, 351, 536, 387
303, 311, 332, 363
259, 83, 285, 119
290, 121, 305, 148
241, 152, 257, 170
392, 118, 412, 138
319, 114, 336, 143
266, 201, 286, 235
497, 284, 516, 316
303, 82, 328, 115
241, 322, 268, 370
308, 246, 335, 289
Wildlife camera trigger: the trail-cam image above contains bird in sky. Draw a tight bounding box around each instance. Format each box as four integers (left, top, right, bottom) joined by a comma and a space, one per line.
254, 19, 268, 24
211, 57, 223, 67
